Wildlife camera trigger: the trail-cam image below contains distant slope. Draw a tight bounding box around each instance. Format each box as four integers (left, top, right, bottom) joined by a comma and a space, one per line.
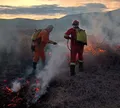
0, 9, 119, 29
0, 9, 120, 42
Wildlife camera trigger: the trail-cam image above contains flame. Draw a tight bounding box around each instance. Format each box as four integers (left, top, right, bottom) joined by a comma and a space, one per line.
84, 45, 106, 55
48, 52, 52, 56
5, 87, 13, 93
7, 95, 23, 107
3, 79, 7, 83
98, 49, 106, 53
11, 96, 23, 103
36, 79, 40, 84
8, 104, 17, 107
26, 80, 30, 84
35, 88, 40, 92
18, 78, 23, 81
2, 78, 42, 107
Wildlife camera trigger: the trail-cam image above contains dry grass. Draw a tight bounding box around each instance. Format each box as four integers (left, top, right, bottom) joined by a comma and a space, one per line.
0, 43, 120, 108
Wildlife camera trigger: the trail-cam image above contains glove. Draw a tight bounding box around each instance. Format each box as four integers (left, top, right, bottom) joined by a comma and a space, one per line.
64, 35, 71, 39
53, 42, 57, 45
31, 44, 35, 52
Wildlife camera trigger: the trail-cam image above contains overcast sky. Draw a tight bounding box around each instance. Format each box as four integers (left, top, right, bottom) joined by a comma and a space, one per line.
0, 0, 120, 20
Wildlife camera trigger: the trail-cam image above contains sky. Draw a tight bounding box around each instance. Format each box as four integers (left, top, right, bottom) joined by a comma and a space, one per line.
0, 0, 120, 20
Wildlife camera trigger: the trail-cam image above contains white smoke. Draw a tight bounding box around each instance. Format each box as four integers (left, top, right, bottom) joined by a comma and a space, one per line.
0, 9, 120, 105
10, 42, 69, 102
10, 67, 34, 92
11, 81, 21, 92
30, 43, 69, 103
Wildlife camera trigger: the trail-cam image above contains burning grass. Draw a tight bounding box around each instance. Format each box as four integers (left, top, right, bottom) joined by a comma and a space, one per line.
0, 42, 120, 108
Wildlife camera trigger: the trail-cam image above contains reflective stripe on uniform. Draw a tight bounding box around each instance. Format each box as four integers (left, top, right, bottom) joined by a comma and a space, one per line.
78, 60, 83, 63
70, 62, 76, 65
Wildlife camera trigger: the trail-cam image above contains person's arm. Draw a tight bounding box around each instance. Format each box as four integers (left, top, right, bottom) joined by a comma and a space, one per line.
64, 28, 72, 39
48, 40, 57, 45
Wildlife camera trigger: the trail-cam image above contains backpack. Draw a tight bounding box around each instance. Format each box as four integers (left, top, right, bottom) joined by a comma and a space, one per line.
76, 29, 87, 45
31, 29, 42, 41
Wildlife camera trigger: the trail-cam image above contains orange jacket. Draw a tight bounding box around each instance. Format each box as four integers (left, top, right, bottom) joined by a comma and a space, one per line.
34, 29, 49, 50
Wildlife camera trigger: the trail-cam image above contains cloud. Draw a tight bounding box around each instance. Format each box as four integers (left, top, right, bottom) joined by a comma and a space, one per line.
113, 0, 120, 1
0, 3, 107, 15
85, 3, 106, 8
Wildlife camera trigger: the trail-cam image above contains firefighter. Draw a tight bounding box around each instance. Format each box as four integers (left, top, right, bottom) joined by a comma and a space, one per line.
31, 25, 57, 71
64, 20, 87, 76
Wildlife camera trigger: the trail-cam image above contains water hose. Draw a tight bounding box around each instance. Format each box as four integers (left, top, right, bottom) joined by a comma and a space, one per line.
67, 39, 71, 51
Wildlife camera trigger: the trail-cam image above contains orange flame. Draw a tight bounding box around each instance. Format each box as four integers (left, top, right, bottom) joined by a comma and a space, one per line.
6, 87, 13, 93
84, 45, 106, 55
35, 88, 40, 92
8, 104, 17, 107
98, 49, 106, 53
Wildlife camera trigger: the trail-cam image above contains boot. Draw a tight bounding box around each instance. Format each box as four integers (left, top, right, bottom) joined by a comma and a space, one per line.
33, 62, 37, 70
70, 65, 75, 76
79, 62, 84, 72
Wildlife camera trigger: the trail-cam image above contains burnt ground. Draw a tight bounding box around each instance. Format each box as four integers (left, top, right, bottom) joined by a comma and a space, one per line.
0, 48, 120, 108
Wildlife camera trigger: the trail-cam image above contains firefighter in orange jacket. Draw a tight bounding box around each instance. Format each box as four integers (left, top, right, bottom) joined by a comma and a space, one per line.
64, 20, 87, 76
32, 25, 57, 70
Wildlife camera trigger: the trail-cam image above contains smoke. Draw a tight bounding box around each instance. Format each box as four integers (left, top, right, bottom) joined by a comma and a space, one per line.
11, 81, 21, 92
78, 10, 120, 45
11, 67, 33, 92
0, 20, 33, 80
29, 43, 69, 103
0, 9, 120, 106
10, 42, 69, 103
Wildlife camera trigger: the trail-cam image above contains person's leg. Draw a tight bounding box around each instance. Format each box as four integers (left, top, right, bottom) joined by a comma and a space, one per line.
27, 51, 39, 78
78, 45, 84, 71
70, 47, 77, 76
33, 52, 39, 70
40, 50, 46, 70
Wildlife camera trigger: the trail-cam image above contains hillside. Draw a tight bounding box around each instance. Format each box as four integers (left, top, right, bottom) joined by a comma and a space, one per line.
0, 9, 120, 108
